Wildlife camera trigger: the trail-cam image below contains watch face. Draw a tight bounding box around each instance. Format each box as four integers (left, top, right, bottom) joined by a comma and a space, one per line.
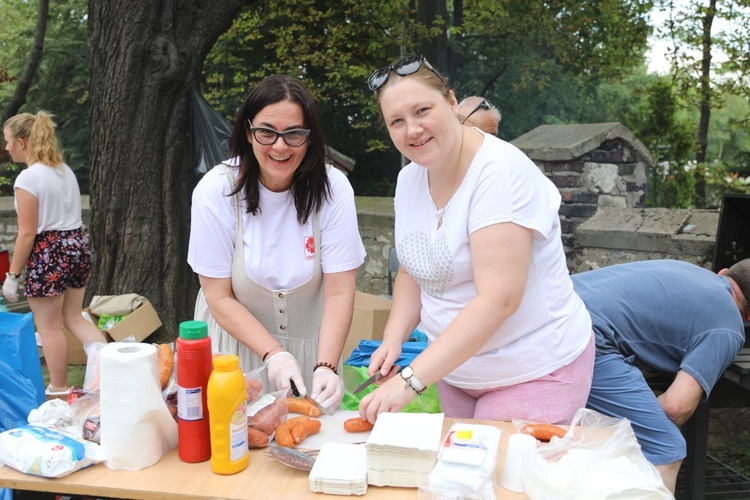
401, 367, 413, 379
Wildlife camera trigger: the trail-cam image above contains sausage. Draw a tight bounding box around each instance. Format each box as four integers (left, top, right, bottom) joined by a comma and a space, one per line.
291, 419, 322, 444
247, 426, 270, 448
286, 397, 322, 418
274, 416, 310, 448
157, 344, 174, 390
249, 397, 286, 435
343, 417, 375, 433
245, 378, 263, 403
522, 423, 567, 441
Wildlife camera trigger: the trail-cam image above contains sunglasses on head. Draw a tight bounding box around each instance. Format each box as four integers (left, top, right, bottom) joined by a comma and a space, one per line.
368, 55, 449, 91
465, 99, 495, 120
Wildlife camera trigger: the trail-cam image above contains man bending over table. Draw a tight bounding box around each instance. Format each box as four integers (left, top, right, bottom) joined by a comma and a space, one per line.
572, 259, 749, 494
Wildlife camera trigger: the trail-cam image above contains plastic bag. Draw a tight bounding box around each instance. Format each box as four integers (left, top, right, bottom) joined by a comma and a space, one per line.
0, 312, 46, 433
341, 365, 441, 414
521, 408, 672, 499
420, 422, 502, 499
344, 340, 428, 367
0, 424, 105, 478
245, 365, 287, 448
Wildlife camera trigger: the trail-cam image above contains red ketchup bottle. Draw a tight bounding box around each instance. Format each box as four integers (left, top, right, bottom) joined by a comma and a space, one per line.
177, 320, 213, 462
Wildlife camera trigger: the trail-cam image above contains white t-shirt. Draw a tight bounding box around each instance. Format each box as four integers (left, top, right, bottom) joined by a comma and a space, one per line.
14, 162, 83, 233
394, 133, 592, 390
188, 160, 366, 290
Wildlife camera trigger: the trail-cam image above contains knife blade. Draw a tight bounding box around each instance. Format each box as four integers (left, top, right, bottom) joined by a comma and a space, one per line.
352, 365, 401, 395
290, 380, 335, 416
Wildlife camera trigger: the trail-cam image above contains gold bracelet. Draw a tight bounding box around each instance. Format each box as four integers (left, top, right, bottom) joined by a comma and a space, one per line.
313, 361, 338, 375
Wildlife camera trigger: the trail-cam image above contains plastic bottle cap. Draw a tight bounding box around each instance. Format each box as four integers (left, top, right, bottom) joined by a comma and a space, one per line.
179, 320, 208, 339
213, 354, 240, 371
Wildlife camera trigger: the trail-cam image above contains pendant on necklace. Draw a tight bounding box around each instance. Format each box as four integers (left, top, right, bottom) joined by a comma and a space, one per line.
437, 215, 443, 230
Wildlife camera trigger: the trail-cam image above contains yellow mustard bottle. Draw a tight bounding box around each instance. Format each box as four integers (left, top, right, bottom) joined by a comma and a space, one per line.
207, 354, 249, 474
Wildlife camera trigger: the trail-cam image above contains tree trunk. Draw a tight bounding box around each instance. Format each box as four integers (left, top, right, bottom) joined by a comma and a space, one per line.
417, 0, 449, 73
1, 0, 49, 124
694, 0, 716, 207
87, 0, 251, 338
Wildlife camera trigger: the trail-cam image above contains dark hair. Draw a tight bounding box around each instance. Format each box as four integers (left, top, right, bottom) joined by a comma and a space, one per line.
726, 258, 750, 308
229, 75, 329, 225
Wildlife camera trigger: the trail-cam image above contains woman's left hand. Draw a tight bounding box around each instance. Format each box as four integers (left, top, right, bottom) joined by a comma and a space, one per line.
358, 373, 416, 424
311, 367, 345, 411
2, 274, 21, 303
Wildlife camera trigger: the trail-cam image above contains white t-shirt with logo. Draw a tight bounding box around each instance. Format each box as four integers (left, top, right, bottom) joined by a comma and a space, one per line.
394, 133, 592, 390
188, 161, 365, 290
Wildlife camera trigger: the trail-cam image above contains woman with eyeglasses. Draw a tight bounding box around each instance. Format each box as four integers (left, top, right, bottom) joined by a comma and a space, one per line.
188, 75, 365, 412
359, 56, 594, 426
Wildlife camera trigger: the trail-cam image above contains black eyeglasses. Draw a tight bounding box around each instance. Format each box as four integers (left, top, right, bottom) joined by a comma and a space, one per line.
247, 120, 310, 147
465, 99, 494, 120
368, 55, 449, 91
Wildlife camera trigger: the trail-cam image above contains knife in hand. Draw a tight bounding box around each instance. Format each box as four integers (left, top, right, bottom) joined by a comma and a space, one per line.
352, 365, 402, 395
290, 380, 335, 416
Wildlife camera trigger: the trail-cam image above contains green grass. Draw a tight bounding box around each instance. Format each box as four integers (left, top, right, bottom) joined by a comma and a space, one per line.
40, 360, 87, 389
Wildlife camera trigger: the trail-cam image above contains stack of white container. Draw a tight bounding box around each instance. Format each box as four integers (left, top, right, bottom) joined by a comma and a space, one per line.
309, 442, 368, 495
365, 412, 445, 488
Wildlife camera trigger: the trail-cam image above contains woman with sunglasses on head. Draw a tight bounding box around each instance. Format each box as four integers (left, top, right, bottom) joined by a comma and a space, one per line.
3, 111, 107, 396
188, 76, 365, 412
359, 56, 594, 426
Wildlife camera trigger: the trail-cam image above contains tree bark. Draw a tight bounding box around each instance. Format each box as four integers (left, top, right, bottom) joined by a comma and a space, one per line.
87, 0, 251, 337
1, 0, 49, 124
417, 0, 449, 73
694, 0, 716, 207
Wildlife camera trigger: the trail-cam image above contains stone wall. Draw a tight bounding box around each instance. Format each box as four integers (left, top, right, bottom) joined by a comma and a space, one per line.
511, 123, 654, 259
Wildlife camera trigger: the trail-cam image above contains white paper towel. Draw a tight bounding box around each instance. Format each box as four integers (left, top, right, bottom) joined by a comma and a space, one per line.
99, 342, 178, 470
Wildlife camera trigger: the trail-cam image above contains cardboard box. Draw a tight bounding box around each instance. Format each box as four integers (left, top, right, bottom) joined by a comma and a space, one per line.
343, 292, 392, 362
64, 300, 162, 364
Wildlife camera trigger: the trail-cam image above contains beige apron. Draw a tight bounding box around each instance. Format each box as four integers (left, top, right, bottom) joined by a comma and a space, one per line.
194, 165, 323, 392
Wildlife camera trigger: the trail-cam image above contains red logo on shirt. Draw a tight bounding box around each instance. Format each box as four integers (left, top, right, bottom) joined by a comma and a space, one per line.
304, 236, 315, 260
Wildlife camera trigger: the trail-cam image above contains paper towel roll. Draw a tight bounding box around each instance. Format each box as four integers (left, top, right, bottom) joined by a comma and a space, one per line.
100, 342, 178, 470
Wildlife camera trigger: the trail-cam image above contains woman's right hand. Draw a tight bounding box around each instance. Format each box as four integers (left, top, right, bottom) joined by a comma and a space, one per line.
265, 351, 306, 395
367, 340, 403, 379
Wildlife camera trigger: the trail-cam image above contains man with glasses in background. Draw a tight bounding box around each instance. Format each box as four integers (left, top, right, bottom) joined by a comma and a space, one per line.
459, 96, 501, 136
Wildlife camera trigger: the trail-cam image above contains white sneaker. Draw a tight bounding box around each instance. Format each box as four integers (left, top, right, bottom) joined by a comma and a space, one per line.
45, 384, 71, 396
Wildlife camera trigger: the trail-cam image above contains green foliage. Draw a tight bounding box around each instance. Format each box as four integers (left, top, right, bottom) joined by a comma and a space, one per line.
0, 0, 90, 191
202, 0, 422, 195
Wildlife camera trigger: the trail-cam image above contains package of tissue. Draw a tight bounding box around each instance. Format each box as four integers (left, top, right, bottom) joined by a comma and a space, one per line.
0, 424, 105, 478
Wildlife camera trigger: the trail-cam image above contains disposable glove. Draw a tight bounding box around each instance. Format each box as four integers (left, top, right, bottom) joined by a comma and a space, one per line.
2, 273, 21, 303
310, 367, 345, 411
265, 351, 306, 396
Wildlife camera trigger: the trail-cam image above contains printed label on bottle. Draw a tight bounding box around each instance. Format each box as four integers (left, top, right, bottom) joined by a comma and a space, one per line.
229, 401, 248, 462
177, 386, 204, 421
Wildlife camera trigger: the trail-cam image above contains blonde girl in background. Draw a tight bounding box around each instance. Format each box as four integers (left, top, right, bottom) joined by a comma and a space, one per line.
2, 111, 106, 396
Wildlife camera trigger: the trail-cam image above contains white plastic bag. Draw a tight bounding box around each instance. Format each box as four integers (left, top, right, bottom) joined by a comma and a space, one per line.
522, 408, 673, 499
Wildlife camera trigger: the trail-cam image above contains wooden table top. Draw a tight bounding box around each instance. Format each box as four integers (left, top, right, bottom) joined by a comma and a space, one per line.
0, 418, 527, 500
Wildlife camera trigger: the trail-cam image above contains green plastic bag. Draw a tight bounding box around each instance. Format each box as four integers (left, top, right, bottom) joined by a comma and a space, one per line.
96, 313, 125, 330
341, 365, 441, 414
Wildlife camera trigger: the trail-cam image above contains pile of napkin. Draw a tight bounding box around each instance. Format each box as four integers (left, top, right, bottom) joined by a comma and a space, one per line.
309, 443, 367, 495
426, 423, 502, 498
365, 412, 444, 488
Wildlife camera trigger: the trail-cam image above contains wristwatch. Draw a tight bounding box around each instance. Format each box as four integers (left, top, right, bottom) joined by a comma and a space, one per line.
7, 272, 20, 280
400, 366, 426, 395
